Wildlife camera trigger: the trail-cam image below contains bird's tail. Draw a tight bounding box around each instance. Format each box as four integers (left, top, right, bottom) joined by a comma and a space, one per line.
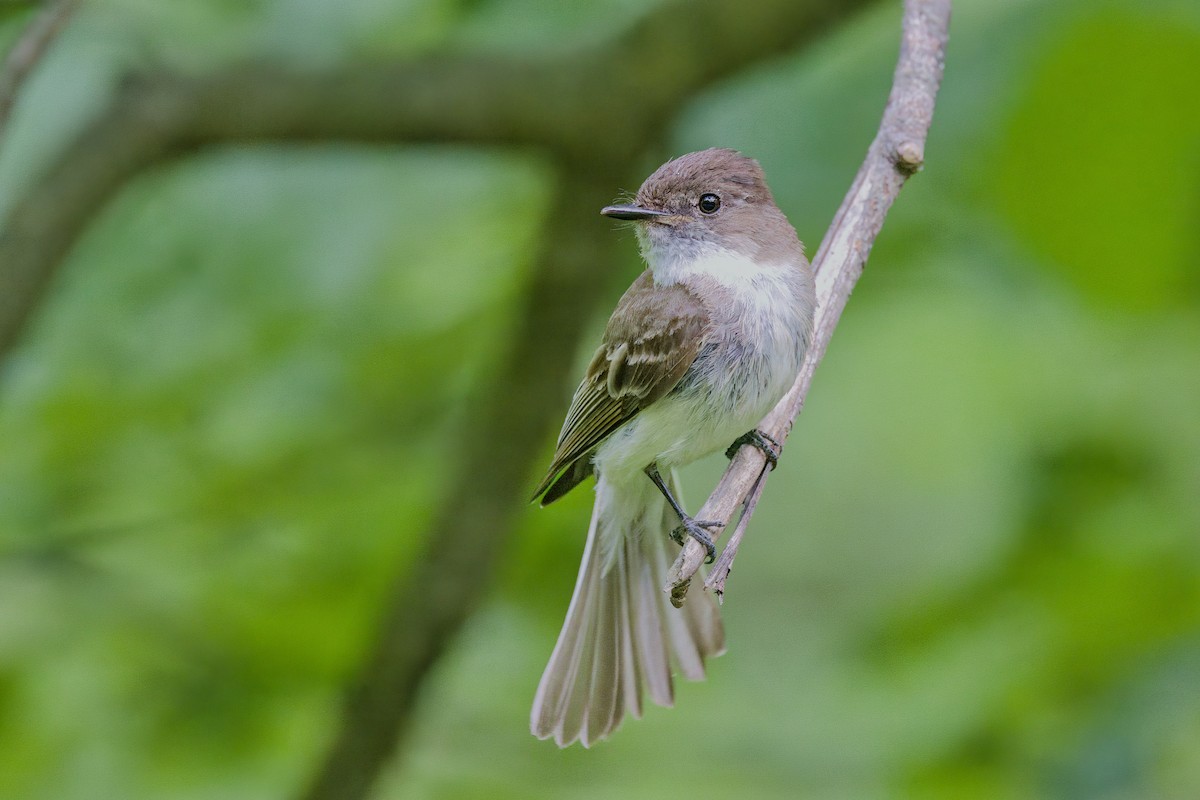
530, 471, 725, 747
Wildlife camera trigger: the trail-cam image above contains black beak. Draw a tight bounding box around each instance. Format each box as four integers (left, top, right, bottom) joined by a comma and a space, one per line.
600, 204, 670, 221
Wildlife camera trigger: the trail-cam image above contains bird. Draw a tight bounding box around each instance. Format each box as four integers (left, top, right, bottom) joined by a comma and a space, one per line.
529, 148, 816, 747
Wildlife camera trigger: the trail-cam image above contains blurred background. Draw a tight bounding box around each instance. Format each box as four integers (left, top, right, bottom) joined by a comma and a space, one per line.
0, 0, 1198, 798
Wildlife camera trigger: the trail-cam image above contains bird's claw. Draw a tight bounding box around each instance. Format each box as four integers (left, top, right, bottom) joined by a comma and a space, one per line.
725, 429, 782, 468
670, 517, 723, 563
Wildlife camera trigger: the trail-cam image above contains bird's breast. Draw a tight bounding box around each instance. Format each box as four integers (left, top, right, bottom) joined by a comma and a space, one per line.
596, 252, 814, 477
680, 263, 813, 419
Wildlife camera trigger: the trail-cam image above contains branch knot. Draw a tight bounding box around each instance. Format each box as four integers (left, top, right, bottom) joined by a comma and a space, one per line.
893, 140, 925, 175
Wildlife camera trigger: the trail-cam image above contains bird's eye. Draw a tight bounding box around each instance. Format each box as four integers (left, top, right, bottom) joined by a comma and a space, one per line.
698, 193, 721, 214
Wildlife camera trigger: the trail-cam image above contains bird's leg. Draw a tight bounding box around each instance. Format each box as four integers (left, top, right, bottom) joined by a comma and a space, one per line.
725, 429, 782, 468
644, 463, 722, 563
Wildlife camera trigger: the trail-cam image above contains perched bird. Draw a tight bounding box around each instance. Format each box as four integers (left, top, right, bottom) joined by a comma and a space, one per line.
530, 148, 816, 746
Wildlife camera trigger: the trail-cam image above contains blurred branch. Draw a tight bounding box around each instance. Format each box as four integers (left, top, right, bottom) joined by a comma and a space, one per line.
666, 0, 952, 601
0, 0, 77, 143
299, 166, 617, 800
0, 0, 872, 364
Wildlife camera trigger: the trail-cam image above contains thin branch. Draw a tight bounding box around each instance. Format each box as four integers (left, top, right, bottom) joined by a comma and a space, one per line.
0, 0, 78, 145
705, 462, 770, 599
667, 0, 952, 603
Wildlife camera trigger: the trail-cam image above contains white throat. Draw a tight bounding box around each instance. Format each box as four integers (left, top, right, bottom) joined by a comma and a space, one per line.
644, 243, 778, 288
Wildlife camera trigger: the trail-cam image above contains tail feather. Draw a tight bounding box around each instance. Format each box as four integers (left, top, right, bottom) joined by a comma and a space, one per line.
531, 472, 725, 747
629, 541, 673, 708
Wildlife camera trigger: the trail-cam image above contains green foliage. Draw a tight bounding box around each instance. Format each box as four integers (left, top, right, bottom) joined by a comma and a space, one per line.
994, 11, 1200, 309
0, 0, 1197, 798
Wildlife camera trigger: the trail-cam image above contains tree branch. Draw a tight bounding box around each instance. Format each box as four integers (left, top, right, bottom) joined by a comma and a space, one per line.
0, 0, 872, 367
666, 0, 952, 603
298, 164, 619, 800
0, 0, 82, 344
0, 0, 77, 145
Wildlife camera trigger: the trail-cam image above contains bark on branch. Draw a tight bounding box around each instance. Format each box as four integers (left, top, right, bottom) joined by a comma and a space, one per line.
666, 0, 952, 602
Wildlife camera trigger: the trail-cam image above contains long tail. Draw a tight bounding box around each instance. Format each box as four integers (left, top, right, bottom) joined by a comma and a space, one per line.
530, 471, 725, 747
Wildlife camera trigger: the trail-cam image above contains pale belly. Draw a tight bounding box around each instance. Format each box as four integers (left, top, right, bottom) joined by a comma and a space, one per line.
592, 336, 799, 485
592, 252, 815, 488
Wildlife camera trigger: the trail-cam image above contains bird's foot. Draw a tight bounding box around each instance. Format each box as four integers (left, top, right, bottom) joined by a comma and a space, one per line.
725, 429, 782, 468
669, 516, 723, 563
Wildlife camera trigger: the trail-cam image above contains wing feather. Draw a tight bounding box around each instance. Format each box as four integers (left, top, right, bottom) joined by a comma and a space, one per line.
533, 272, 709, 503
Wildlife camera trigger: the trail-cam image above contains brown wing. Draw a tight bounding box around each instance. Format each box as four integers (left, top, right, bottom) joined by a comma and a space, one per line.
532, 272, 710, 504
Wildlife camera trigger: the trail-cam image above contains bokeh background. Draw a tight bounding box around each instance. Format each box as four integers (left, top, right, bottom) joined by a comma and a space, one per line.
1, 0, 1198, 798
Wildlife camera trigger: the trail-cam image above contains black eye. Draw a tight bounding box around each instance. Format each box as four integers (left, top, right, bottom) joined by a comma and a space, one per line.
698, 193, 721, 214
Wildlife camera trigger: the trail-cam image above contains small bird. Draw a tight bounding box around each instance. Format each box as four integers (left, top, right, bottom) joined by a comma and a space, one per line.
530, 148, 816, 746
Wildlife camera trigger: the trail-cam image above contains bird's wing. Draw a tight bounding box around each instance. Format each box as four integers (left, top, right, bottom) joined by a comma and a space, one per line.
532, 271, 710, 503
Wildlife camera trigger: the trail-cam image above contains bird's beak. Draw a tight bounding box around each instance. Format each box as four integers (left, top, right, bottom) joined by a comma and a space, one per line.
600, 204, 670, 221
